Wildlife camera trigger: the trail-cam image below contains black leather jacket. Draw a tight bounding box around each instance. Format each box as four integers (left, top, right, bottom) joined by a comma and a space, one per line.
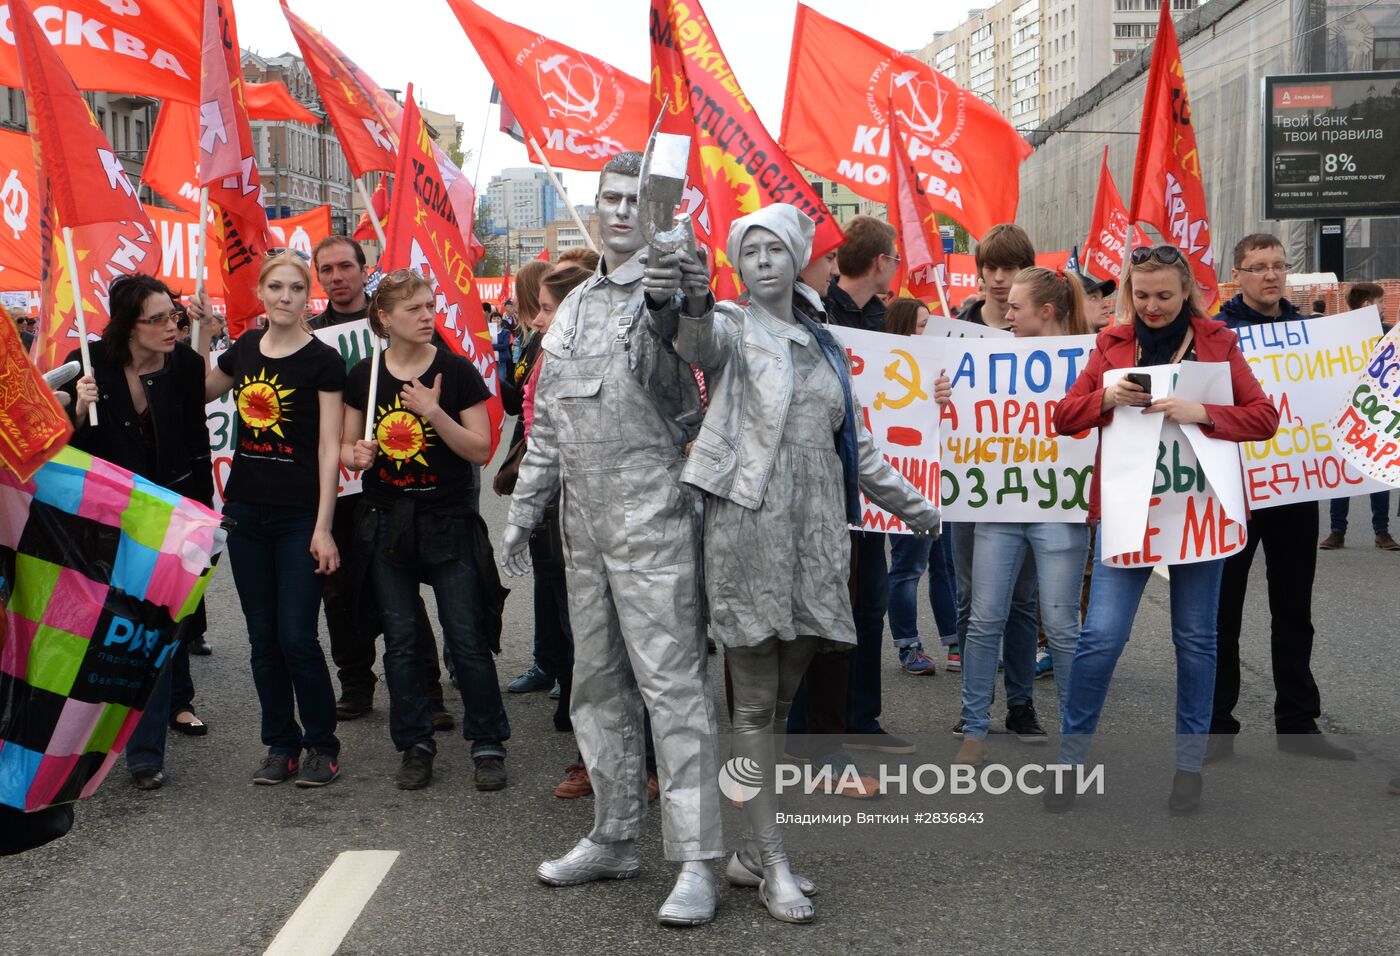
61, 341, 213, 505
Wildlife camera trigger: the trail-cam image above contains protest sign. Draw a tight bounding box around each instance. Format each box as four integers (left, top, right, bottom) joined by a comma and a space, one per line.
207, 320, 371, 509
924, 314, 1011, 340
1332, 320, 1400, 488
938, 333, 1097, 522
828, 326, 943, 534
1238, 308, 1390, 507
1100, 363, 1248, 567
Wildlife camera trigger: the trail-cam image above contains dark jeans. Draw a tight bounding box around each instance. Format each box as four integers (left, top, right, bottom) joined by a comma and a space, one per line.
125, 664, 172, 774
1213, 501, 1322, 735
225, 502, 340, 757
371, 510, 509, 757
1329, 491, 1391, 535
324, 496, 445, 704
530, 520, 573, 731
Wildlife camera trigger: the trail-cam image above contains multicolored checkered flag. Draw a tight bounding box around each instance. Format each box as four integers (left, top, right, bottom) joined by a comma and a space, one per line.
0, 448, 225, 811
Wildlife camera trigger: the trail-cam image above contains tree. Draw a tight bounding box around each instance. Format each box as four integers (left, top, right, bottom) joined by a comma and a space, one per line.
473, 200, 504, 276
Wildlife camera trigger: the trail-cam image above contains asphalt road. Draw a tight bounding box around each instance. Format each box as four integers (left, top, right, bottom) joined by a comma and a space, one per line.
4, 436, 1400, 955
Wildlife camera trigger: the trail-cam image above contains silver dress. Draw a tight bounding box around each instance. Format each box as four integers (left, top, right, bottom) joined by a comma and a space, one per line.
704, 334, 855, 649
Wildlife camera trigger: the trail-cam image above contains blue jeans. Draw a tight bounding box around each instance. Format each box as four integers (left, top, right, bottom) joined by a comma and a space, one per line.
224, 502, 340, 757
1329, 491, 1391, 535
888, 533, 959, 649
961, 522, 1089, 738
950, 521, 1038, 705
1061, 537, 1221, 772
371, 511, 509, 757
125, 665, 172, 775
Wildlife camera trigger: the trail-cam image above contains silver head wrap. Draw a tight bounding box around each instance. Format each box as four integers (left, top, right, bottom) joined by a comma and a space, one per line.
725, 204, 816, 280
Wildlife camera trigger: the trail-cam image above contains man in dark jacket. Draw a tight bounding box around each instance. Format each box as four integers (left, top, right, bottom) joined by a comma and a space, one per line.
308, 236, 450, 727
1209, 233, 1353, 763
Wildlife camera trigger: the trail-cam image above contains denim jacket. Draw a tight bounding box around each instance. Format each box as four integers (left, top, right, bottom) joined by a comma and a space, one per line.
674, 296, 939, 534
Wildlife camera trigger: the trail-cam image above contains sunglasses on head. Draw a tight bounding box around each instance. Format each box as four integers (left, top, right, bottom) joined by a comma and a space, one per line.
266, 247, 311, 262
1130, 245, 1185, 267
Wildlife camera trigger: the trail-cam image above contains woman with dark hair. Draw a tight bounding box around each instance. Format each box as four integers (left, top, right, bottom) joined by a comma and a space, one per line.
343, 269, 507, 793
1049, 245, 1279, 815
63, 273, 214, 791
203, 251, 346, 789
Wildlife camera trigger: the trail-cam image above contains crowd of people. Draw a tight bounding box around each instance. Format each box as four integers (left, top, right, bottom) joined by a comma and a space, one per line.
37, 152, 1399, 925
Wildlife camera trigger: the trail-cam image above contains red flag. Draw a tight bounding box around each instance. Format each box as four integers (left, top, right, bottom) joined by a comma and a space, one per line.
12, 0, 157, 371
781, 4, 1031, 240
0, 300, 70, 480
145, 86, 324, 216
200, 0, 273, 337
535, 249, 550, 262
245, 81, 320, 126
0, 1, 200, 105
447, 0, 647, 171
0, 129, 41, 292
886, 97, 948, 310
1127, 0, 1218, 309
1082, 147, 1152, 285
649, 0, 841, 301
383, 89, 503, 454
282, 1, 398, 178
353, 174, 390, 242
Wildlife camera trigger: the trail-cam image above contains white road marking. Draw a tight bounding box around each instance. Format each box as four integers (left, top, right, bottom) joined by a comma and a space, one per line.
264, 850, 399, 956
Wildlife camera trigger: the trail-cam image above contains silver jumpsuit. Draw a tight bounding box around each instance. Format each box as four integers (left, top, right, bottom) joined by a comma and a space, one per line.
507, 251, 724, 863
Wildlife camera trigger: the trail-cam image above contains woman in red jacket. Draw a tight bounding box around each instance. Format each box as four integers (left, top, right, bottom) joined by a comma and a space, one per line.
1048, 246, 1279, 816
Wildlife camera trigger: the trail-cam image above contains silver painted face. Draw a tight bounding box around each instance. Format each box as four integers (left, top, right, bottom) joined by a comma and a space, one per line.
597, 172, 643, 258
737, 227, 796, 308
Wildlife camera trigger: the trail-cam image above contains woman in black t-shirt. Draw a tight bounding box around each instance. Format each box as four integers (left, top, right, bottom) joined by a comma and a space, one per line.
202, 251, 346, 789
342, 269, 509, 792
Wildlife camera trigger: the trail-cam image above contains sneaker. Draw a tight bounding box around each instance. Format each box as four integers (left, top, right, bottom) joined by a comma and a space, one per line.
945, 645, 962, 672
474, 755, 508, 791
1319, 532, 1345, 550
507, 664, 553, 694
1377, 533, 1400, 551
898, 644, 937, 675
647, 770, 660, 802
295, 752, 340, 788
253, 753, 298, 786
1034, 649, 1054, 680
554, 762, 592, 798
845, 728, 916, 754
951, 718, 966, 738
1005, 703, 1048, 743
396, 747, 434, 790
548, 680, 561, 700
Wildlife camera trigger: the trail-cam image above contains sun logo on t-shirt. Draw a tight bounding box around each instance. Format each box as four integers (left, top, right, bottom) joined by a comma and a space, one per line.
236, 369, 293, 436
374, 395, 434, 469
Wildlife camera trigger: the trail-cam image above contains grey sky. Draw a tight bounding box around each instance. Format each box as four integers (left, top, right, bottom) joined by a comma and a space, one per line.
239, 0, 978, 203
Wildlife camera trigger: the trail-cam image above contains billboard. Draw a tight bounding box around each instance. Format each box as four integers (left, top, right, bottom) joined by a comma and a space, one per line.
1263, 70, 1400, 220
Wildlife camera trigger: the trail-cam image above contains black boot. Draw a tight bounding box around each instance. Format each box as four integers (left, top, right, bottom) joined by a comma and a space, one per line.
1167, 770, 1202, 815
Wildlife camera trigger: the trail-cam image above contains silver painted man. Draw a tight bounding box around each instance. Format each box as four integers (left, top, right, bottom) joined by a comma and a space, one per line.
499, 151, 723, 927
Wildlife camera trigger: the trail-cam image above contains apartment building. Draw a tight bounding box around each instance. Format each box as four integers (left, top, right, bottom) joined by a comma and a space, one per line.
917, 0, 1200, 132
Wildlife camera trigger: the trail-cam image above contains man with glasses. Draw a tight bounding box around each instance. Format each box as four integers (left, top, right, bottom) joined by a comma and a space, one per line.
1209, 233, 1354, 762
13, 310, 35, 352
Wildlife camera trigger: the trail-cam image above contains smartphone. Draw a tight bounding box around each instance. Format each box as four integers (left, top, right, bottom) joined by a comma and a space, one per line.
1124, 372, 1152, 392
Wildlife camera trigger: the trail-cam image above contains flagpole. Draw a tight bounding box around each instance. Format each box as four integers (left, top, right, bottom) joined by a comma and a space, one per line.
356, 174, 387, 443
933, 268, 953, 318
527, 134, 598, 254
62, 225, 97, 426
355, 176, 389, 258
193, 186, 209, 356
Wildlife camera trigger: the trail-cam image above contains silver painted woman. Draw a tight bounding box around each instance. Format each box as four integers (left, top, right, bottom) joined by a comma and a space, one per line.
670, 204, 941, 923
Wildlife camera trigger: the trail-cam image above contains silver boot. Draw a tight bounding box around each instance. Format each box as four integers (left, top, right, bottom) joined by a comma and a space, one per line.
657, 866, 719, 927
537, 837, 641, 886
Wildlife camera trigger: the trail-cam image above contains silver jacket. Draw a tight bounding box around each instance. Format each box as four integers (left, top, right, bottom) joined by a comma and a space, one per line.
674, 295, 940, 534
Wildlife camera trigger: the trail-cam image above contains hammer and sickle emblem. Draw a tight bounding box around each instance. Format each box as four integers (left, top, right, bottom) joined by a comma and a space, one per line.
2, 170, 29, 240
873, 349, 926, 411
